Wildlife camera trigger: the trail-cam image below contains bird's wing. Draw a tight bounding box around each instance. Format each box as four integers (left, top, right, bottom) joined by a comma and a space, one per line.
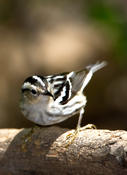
46, 73, 71, 104
68, 70, 88, 94
46, 61, 107, 105
46, 71, 86, 105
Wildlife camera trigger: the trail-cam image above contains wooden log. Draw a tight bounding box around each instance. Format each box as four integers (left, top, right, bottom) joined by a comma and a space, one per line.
0, 126, 127, 175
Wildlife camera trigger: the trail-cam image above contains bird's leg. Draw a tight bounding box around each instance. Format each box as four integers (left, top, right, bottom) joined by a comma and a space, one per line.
65, 108, 84, 145
66, 108, 96, 146
76, 108, 84, 133
76, 107, 97, 131
76, 108, 97, 131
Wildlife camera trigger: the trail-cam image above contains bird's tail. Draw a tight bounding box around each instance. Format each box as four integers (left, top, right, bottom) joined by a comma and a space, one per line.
86, 61, 107, 73
70, 61, 107, 94
79, 61, 107, 92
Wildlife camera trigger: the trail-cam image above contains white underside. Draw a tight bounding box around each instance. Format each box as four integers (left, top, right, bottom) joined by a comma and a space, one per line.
20, 93, 87, 126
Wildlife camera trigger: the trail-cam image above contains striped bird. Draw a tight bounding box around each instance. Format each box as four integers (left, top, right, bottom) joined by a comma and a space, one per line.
20, 61, 107, 130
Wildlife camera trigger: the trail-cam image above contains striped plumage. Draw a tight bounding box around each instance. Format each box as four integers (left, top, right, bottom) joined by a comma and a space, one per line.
20, 61, 107, 126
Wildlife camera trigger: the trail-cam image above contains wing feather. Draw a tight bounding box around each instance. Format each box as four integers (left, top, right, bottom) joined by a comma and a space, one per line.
46, 73, 71, 104
46, 61, 106, 105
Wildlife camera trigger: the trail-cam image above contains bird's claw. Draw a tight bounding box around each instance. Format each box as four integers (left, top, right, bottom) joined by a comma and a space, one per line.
65, 124, 96, 147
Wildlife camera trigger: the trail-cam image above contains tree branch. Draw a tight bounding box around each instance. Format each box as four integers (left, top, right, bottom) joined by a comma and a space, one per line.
0, 126, 127, 175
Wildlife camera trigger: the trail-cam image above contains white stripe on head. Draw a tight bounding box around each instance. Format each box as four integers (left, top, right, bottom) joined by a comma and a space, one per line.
22, 82, 37, 91
33, 76, 45, 87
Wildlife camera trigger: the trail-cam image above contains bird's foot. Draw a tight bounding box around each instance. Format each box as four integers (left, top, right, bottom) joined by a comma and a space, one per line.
80, 123, 96, 130
65, 129, 79, 147
65, 124, 96, 147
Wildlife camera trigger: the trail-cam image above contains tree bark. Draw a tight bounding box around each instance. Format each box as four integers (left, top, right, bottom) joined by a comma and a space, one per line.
0, 126, 127, 175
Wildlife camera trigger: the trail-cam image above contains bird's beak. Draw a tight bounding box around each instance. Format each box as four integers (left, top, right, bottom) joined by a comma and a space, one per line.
43, 90, 54, 98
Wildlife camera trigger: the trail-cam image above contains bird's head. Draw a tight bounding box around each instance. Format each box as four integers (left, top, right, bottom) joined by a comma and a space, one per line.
20, 75, 53, 104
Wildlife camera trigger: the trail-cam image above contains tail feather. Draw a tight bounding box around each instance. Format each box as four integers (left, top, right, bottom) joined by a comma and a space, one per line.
86, 61, 107, 73
71, 61, 107, 93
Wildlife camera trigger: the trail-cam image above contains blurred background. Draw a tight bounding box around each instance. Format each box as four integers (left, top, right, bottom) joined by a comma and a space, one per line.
0, 0, 127, 130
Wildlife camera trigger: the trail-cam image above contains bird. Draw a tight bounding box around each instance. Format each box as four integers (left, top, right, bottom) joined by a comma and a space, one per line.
20, 61, 107, 134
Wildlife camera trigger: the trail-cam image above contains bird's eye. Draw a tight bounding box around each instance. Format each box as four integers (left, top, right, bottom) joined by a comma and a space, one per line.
31, 89, 37, 95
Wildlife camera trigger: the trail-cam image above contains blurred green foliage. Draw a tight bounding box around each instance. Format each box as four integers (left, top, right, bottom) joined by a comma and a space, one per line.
86, 1, 127, 65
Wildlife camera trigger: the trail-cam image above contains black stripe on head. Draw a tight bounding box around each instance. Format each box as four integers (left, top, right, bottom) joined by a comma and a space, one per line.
36, 75, 48, 88
21, 88, 30, 93
24, 77, 37, 84
24, 75, 46, 87
21, 88, 38, 96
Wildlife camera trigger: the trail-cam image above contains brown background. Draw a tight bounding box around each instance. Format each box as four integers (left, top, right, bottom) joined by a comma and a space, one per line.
0, 0, 127, 130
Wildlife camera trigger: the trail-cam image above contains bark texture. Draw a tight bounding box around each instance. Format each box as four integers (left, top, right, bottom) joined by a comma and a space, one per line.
0, 127, 127, 175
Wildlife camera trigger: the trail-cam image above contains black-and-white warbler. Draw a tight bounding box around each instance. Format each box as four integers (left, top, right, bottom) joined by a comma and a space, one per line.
20, 61, 106, 130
